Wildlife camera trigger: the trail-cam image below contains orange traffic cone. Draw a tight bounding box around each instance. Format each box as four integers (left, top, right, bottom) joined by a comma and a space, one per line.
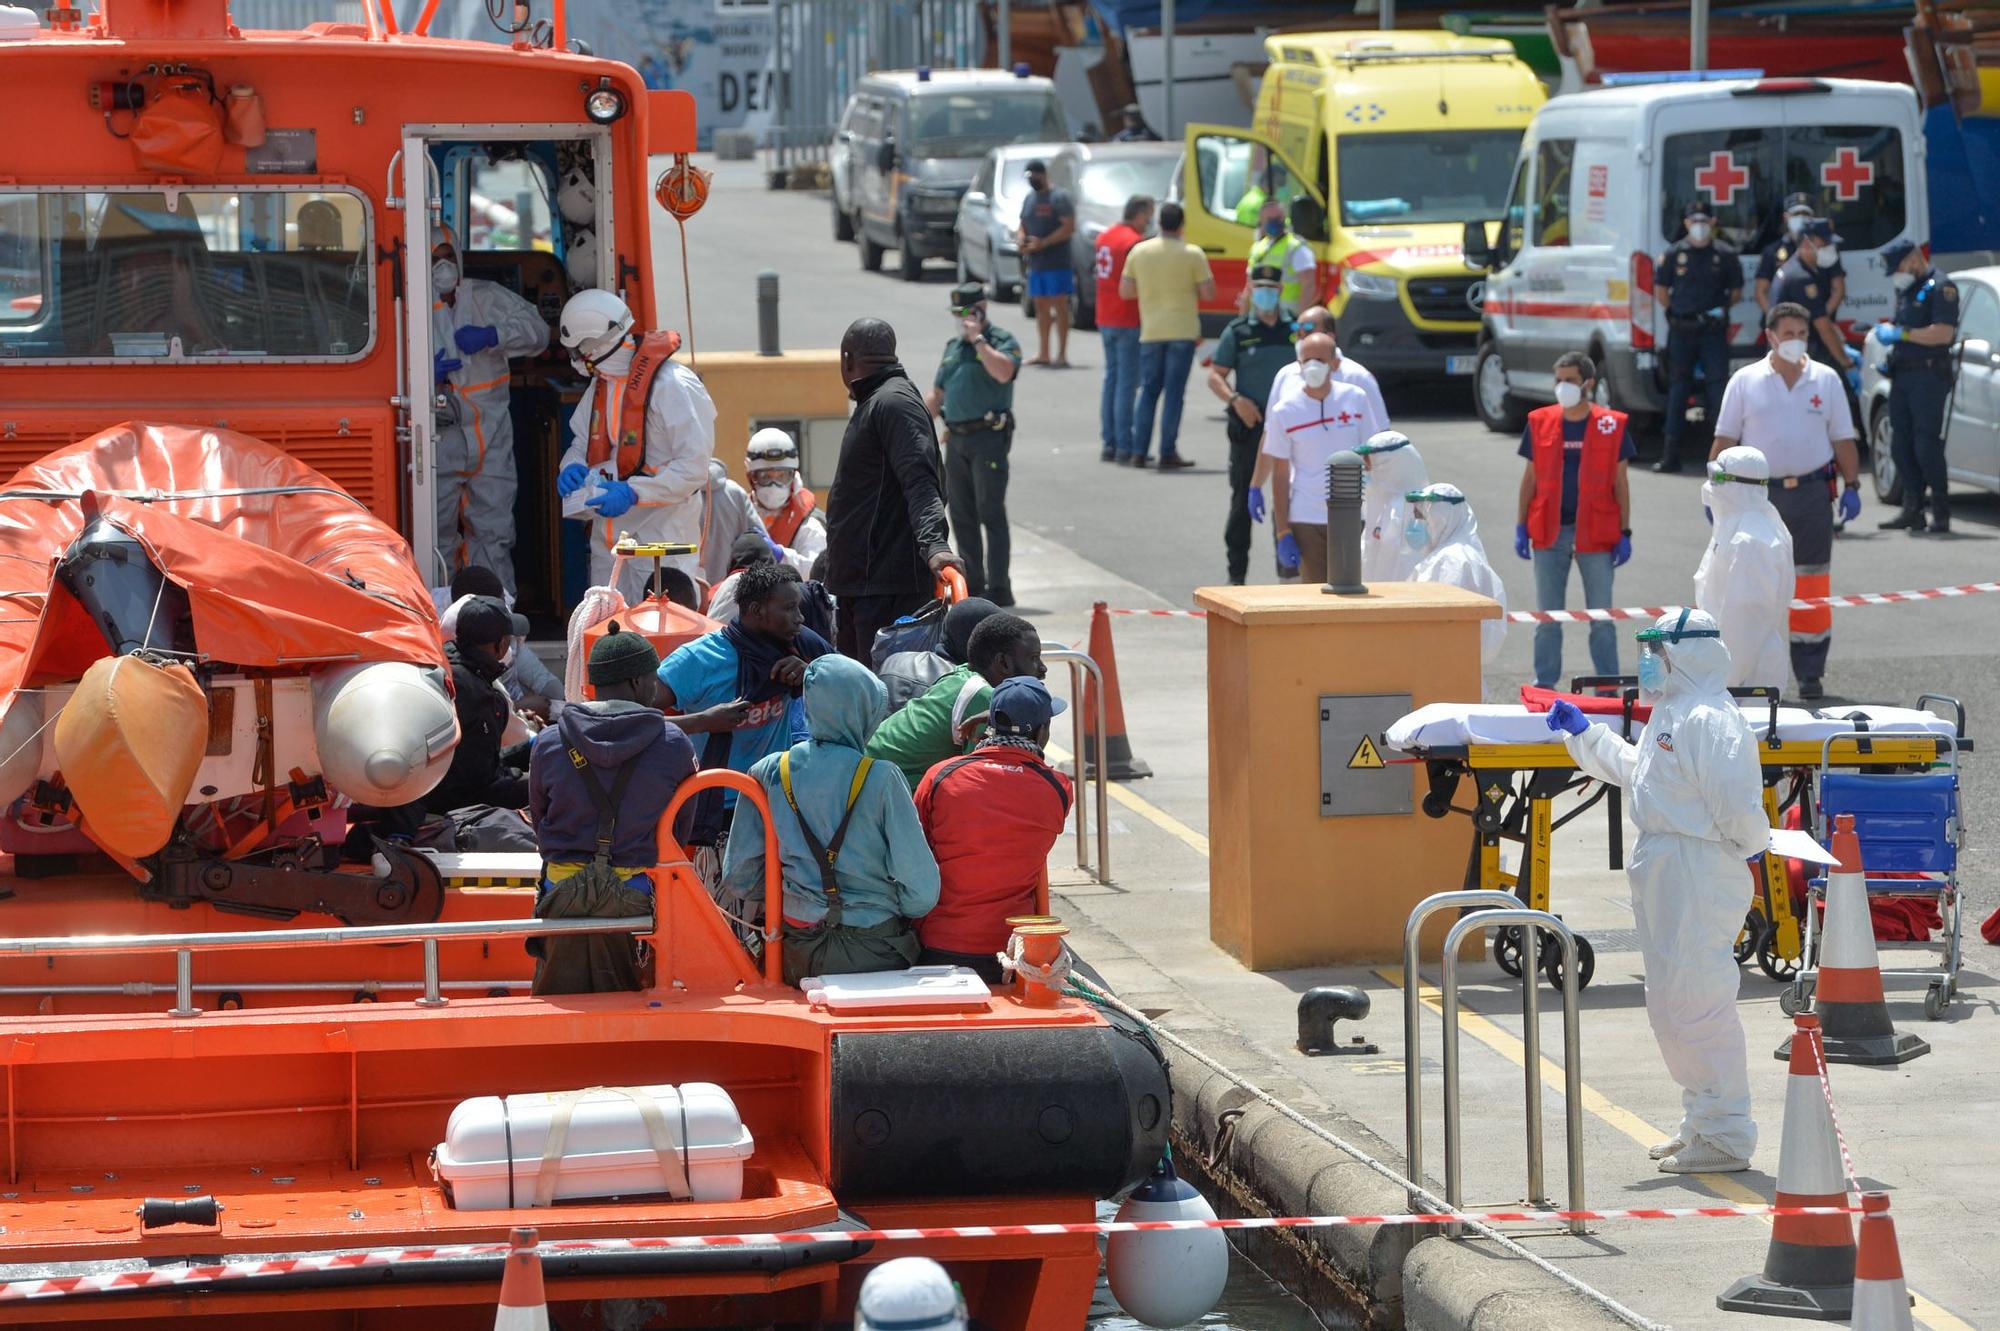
494, 1226, 550, 1331
1778, 814, 1929, 1067
1851, 1191, 1915, 1330
1718, 1014, 1854, 1319
1082, 601, 1151, 781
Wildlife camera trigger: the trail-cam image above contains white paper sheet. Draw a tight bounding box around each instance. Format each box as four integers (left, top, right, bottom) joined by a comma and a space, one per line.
1767, 827, 1844, 868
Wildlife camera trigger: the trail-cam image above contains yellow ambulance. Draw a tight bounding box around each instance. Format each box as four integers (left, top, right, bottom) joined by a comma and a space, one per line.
1180, 31, 1544, 379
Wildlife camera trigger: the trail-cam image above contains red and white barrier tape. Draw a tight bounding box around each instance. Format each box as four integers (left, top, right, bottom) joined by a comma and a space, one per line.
0, 1205, 1861, 1303
1102, 580, 2000, 626
1809, 1026, 1863, 1197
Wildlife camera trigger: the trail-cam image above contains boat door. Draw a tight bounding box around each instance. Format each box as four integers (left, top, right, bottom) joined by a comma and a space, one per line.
398, 139, 444, 588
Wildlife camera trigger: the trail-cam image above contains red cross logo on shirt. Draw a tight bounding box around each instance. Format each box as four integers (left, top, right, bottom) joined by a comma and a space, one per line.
1809, 394, 1823, 409
1695, 150, 1749, 206
1821, 147, 1874, 203
1336, 410, 1356, 425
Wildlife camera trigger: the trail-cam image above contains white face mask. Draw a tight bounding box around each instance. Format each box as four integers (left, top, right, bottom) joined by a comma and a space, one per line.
500, 640, 518, 668
432, 259, 459, 295
1891, 271, 1917, 292
755, 480, 792, 509
1776, 338, 1808, 364
1787, 214, 1809, 238
1817, 245, 1839, 268
1687, 222, 1713, 244
1554, 381, 1584, 409
1299, 359, 1332, 389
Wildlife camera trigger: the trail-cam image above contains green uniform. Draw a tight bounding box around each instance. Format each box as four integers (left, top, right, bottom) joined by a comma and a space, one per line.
865, 663, 992, 790
934, 324, 1022, 423
1248, 230, 1310, 308
1212, 310, 1297, 409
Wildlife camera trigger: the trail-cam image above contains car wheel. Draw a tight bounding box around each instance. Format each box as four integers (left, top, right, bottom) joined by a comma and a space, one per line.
899, 230, 924, 281
1473, 340, 1528, 433
859, 229, 884, 272
833, 197, 855, 243
1870, 404, 1903, 506
1073, 279, 1096, 332
990, 245, 1009, 301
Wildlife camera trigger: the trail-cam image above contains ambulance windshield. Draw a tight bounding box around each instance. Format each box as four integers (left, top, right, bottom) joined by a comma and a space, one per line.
1336, 130, 1520, 226
0, 187, 372, 362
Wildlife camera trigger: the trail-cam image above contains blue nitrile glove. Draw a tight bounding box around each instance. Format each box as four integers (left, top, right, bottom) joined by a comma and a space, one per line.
1613, 533, 1632, 568
1513, 522, 1532, 561
1704, 504, 1713, 525
766, 532, 787, 562
1838, 486, 1861, 523
1844, 366, 1861, 394
1706, 306, 1725, 318
454, 324, 500, 355
1276, 530, 1301, 568
1547, 699, 1589, 736
1871, 323, 1902, 347
433, 347, 462, 383
1247, 485, 1267, 523
1747, 853, 1767, 865
585, 477, 637, 518
557, 462, 589, 497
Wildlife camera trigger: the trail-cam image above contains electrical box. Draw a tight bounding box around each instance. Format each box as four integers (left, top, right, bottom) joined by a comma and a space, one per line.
1318, 693, 1412, 818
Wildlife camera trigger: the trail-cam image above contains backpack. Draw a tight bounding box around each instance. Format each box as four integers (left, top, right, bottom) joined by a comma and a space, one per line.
529, 746, 647, 995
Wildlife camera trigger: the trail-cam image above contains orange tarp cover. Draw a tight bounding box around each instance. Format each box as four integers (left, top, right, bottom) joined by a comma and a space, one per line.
0, 423, 445, 696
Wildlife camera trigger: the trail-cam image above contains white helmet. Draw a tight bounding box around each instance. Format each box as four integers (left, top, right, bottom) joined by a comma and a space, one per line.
557, 166, 597, 226
557, 289, 634, 370
746, 427, 800, 474
855, 1257, 967, 1331
564, 226, 598, 292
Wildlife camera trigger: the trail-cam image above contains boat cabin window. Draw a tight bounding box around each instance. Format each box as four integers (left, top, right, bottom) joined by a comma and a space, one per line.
463, 152, 557, 254
0, 187, 372, 362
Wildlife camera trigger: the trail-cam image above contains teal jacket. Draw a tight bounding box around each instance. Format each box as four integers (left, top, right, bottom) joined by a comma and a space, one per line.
720, 656, 941, 928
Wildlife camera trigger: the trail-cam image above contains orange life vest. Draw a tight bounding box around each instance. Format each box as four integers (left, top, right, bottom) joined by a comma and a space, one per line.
762, 487, 818, 547
585, 329, 683, 479
1526, 403, 1627, 554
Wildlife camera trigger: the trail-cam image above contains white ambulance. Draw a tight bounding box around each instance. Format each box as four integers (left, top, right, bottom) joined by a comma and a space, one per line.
1462, 76, 1926, 434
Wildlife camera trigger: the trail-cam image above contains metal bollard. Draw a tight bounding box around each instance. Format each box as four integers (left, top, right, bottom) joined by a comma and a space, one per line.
756, 270, 781, 356
1322, 449, 1365, 595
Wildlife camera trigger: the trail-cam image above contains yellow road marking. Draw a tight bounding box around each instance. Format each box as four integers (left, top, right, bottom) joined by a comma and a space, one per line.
1046, 743, 1210, 857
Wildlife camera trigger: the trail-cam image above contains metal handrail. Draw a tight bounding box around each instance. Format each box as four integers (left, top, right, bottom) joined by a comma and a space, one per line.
1043, 645, 1111, 885
1440, 908, 1585, 1237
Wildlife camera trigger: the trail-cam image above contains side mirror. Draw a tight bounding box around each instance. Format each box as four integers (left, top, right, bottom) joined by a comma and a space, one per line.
876, 140, 897, 173
1290, 196, 1329, 244
1960, 337, 1994, 363
1462, 219, 1494, 271
963, 190, 988, 208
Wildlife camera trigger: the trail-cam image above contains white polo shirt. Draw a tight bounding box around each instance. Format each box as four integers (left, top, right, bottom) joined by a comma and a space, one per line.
1712, 356, 1855, 478
1265, 354, 1390, 428
1261, 379, 1382, 524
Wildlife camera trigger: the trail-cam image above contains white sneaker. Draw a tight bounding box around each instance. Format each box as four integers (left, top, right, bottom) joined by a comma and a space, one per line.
1647, 1136, 1686, 1161
1658, 1138, 1751, 1174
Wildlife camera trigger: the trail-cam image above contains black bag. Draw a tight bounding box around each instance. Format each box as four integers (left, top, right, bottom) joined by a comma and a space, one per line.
869, 597, 949, 672
530, 747, 647, 996
878, 649, 951, 713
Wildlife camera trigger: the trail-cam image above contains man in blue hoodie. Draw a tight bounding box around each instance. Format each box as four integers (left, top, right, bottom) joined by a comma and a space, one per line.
720, 655, 941, 985
527, 625, 698, 994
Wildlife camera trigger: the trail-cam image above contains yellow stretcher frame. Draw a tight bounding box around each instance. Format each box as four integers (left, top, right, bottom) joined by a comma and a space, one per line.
1411, 732, 1968, 986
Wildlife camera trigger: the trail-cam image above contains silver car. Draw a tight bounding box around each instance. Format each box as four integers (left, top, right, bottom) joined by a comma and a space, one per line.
955, 144, 1076, 302
1858, 263, 2000, 503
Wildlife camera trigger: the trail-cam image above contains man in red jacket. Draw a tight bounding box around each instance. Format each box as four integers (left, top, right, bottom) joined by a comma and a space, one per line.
913, 676, 1074, 981
1514, 351, 1635, 689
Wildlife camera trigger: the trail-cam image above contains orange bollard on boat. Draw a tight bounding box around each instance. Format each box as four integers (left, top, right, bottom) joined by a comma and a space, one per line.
493, 1226, 549, 1331
1006, 920, 1070, 1008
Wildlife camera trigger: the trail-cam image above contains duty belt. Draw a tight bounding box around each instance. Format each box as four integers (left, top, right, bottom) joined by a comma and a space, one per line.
945, 411, 1012, 436
1774, 462, 1837, 489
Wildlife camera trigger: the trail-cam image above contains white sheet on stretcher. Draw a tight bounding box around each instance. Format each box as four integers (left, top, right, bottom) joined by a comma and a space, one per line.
1383, 702, 1958, 753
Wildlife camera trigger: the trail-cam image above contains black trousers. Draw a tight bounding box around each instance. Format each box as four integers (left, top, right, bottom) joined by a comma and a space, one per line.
1663, 320, 1728, 451
1770, 473, 1834, 684
1888, 360, 1952, 521
945, 425, 1012, 600
836, 588, 933, 664
1224, 413, 1260, 583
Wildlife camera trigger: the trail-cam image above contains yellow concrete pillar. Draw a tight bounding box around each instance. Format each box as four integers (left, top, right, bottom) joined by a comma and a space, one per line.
1193, 583, 1501, 969
692, 351, 851, 486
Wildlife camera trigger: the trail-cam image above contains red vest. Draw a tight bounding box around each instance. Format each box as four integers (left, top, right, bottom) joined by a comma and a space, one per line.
585, 329, 683, 479
1526, 404, 1627, 554
762, 487, 818, 547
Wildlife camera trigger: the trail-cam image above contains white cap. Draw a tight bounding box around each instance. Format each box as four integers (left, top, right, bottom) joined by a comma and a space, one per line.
855, 1257, 967, 1331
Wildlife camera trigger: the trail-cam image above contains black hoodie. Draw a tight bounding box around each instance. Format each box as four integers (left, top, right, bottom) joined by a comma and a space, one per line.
823, 364, 952, 599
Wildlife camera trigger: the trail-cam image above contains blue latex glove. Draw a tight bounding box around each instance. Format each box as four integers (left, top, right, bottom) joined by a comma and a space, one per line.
1612, 534, 1632, 568
1747, 853, 1767, 865
1844, 366, 1861, 394
1276, 530, 1301, 569
1871, 323, 1902, 347
1513, 522, 1532, 561
1247, 485, 1267, 523
1547, 699, 1589, 736
585, 477, 637, 518
557, 462, 589, 498
1704, 504, 1713, 526
766, 532, 787, 563
454, 324, 500, 355
433, 347, 462, 383
1838, 486, 1861, 523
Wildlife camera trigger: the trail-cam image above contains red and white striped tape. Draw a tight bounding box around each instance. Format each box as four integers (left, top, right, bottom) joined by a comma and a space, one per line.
1103, 580, 2000, 626
0, 1204, 1861, 1303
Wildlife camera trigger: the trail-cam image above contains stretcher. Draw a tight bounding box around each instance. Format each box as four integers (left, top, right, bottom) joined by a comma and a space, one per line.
1382, 685, 1970, 990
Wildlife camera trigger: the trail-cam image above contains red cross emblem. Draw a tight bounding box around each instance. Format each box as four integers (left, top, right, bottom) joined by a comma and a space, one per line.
1695, 150, 1749, 206
1809, 394, 1823, 409
1336, 410, 1356, 425
1821, 147, 1874, 203
1596, 414, 1617, 435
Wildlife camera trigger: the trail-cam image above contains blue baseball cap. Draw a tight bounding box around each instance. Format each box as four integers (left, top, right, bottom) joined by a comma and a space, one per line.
1879, 238, 1920, 272
989, 676, 1067, 734
1804, 219, 1842, 245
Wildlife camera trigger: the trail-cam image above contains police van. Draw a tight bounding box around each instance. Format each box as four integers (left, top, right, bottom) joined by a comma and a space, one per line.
1463, 77, 1926, 434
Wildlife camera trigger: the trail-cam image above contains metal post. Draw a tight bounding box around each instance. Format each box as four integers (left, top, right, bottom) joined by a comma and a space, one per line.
757, 270, 781, 355
1041, 645, 1110, 885
1160, 0, 1175, 140
1690, 0, 1710, 72
1379, 0, 1395, 30
416, 937, 448, 1008
997, 0, 1010, 68
169, 948, 200, 1018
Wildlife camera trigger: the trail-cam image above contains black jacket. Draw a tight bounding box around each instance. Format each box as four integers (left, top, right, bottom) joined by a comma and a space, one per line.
824, 365, 952, 598
424, 641, 527, 813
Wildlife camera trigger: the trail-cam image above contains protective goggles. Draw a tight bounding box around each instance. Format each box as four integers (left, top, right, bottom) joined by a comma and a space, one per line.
746, 444, 796, 466
1634, 607, 1722, 644
1357, 438, 1409, 456
1706, 467, 1767, 487
1403, 487, 1465, 504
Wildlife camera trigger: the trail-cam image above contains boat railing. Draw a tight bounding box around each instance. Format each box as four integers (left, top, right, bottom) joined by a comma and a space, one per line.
1041, 644, 1111, 886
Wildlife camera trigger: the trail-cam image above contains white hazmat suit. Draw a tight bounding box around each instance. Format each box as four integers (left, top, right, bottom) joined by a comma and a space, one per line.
1694, 447, 1794, 692
1406, 483, 1507, 672
429, 226, 549, 594
1559, 608, 1766, 1168
1356, 432, 1428, 582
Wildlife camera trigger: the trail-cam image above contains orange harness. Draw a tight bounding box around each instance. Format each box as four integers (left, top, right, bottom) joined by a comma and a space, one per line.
763, 487, 818, 546
585, 329, 683, 479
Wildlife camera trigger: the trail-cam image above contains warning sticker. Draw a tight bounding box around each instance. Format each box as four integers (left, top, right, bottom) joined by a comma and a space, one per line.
1347, 735, 1386, 770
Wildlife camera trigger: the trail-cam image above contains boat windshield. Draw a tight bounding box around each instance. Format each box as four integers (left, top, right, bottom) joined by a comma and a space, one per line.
0, 187, 373, 362
1335, 129, 1522, 227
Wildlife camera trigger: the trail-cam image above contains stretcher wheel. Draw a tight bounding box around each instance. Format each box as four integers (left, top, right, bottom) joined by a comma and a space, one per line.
1923, 982, 1949, 1021
1733, 909, 1762, 965
1493, 926, 1550, 977
1755, 928, 1800, 983
1542, 936, 1595, 991
1778, 978, 1813, 1018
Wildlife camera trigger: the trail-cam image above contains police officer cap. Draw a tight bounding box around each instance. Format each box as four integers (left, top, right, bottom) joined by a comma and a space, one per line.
950, 281, 987, 310
1682, 201, 1715, 221
1804, 219, 1842, 244
588, 620, 661, 686
1879, 238, 1920, 272
1783, 191, 1816, 214
1248, 264, 1285, 285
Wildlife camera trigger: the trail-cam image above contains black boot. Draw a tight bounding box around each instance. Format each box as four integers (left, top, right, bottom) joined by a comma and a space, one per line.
1879, 508, 1926, 531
